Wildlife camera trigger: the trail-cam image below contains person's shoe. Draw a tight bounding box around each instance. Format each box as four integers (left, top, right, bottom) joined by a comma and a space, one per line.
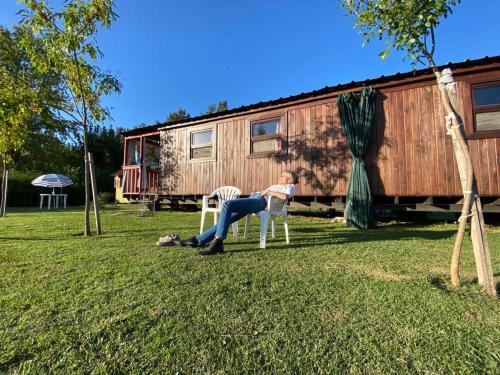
198, 238, 224, 256
157, 233, 180, 247
158, 233, 180, 243
176, 236, 200, 248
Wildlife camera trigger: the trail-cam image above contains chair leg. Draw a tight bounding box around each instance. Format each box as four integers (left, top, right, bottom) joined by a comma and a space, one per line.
214, 211, 218, 225
200, 210, 206, 234
284, 215, 289, 244
232, 221, 238, 237
271, 217, 276, 238
243, 215, 250, 238
259, 212, 269, 249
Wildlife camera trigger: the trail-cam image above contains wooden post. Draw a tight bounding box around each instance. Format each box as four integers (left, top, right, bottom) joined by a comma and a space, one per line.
1, 170, 8, 218
0, 162, 5, 217
0, 163, 7, 218
88, 152, 101, 235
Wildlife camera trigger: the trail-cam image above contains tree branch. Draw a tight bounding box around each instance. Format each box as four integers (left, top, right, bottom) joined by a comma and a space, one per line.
430, 26, 436, 57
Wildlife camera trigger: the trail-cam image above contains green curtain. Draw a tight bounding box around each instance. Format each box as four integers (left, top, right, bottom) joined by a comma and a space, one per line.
336, 87, 376, 229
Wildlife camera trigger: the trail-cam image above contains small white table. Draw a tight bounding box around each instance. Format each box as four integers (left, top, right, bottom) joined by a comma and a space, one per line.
39, 194, 68, 209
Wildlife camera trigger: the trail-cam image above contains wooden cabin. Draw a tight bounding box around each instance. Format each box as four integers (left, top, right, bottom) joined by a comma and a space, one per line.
119, 56, 500, 213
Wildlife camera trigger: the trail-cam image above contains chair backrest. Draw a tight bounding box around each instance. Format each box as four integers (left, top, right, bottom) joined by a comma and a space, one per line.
267, 195, 288, 214
214, 186, 241, 207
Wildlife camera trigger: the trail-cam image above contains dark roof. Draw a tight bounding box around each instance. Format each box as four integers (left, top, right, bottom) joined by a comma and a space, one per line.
120, 123, 163, 137
121, 55, 500, 136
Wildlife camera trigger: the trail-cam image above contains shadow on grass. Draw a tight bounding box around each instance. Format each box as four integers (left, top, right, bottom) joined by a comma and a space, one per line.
0, 352, 34, 372
428, 276, 452, 294
0, 236, 66, 241
429, 274, 500, 297
230, 228, 456, 249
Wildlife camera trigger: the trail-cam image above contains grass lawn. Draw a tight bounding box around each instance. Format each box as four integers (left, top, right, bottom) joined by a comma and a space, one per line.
0, 207, 499, 374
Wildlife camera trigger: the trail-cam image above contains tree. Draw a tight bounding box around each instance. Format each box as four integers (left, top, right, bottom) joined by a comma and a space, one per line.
20, 0, 121, 236
339, 0, 495, 296
0, 26, 66, 217
206, 100, 229, 115
166, 107, 190, 123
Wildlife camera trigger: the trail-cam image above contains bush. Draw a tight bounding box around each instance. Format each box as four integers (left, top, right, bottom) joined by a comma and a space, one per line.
98, 191, 115, 207
5, 170, 46, 207
11, 170, 86, 207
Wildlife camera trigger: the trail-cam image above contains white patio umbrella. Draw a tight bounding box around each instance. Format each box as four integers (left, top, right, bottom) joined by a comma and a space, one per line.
31, 174, 74, 194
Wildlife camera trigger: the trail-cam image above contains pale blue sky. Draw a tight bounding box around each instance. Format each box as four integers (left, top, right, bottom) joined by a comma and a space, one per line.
1, 0, 499, 130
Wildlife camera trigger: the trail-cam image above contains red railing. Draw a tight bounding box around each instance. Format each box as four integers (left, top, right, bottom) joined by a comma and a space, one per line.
121, 165, 160, 195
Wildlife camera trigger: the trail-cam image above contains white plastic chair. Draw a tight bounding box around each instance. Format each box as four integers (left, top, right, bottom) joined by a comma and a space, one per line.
200, 186, 241, 235
243, 195, 289, 249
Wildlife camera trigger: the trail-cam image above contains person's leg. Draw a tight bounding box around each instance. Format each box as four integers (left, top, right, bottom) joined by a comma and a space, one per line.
195, 209, 253, 245
196, 223, 217, 245
214, 196, 266, 239
197, 195, 266, 255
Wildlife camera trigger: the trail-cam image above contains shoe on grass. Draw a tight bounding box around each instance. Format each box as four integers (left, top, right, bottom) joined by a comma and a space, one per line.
158, 233, 180, 242
198, 237, 224, 255
177, 236, 200, 248
157, 233, 180, 247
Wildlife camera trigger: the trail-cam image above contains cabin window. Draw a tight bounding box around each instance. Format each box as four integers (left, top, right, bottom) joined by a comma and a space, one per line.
190, 129, 214, 160
125, 138, 141, 165
472, 83, 500, 133
250, 118, 281, 154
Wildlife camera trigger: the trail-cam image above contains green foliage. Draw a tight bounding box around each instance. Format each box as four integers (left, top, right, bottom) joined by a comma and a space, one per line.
0, 26, 65, 163
165, 101, 229, 124
206, 100, 229, 115
0, 210, 499, 372
19, 0, 121, 135
5, 170, 44, 206
97, 191, 114, 205
340, 0, 461, 67
166, 107, 190, 123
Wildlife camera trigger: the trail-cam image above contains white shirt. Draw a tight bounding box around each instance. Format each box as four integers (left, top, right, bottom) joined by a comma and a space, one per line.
266, 184, 296, 200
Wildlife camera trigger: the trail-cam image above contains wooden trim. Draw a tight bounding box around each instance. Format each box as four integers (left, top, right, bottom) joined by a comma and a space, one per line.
466, 131, 500, 139
251, 133, 281, 141
248, 109, 287, 122
247, 151, 284, 159
474, 104, 500, 113
139, 136, 143, 165
122, 138, 128, 168
124, 131, 160, 140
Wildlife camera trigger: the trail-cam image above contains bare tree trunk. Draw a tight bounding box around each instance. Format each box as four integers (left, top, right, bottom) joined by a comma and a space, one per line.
83, 129, 91, 236
0, 156, 6, 218
2, 169, 8, 218
434, 68, 495, 296
88, 152, 101, 234
0, 157, 5, 217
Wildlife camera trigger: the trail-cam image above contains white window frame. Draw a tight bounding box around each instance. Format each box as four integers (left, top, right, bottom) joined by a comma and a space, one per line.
188, 125, 217, 163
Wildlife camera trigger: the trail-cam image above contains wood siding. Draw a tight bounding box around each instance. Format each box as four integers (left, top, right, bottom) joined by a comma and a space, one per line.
159, 69, 500, 197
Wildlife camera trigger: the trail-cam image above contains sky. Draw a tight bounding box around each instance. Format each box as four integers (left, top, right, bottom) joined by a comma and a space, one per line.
1, 0, 499, 130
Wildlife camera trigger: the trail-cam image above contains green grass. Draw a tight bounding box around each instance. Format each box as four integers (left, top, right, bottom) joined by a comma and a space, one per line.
0, 207, 499, 374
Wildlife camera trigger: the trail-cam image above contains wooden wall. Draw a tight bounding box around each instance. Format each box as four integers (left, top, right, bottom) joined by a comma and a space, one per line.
160, 70, 500, 197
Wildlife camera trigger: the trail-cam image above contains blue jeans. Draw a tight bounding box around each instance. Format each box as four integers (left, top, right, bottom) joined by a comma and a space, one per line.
196, 194, 267, 245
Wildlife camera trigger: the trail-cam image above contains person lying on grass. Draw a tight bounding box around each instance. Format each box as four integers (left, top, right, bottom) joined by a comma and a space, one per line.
158, 170, 298, 255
